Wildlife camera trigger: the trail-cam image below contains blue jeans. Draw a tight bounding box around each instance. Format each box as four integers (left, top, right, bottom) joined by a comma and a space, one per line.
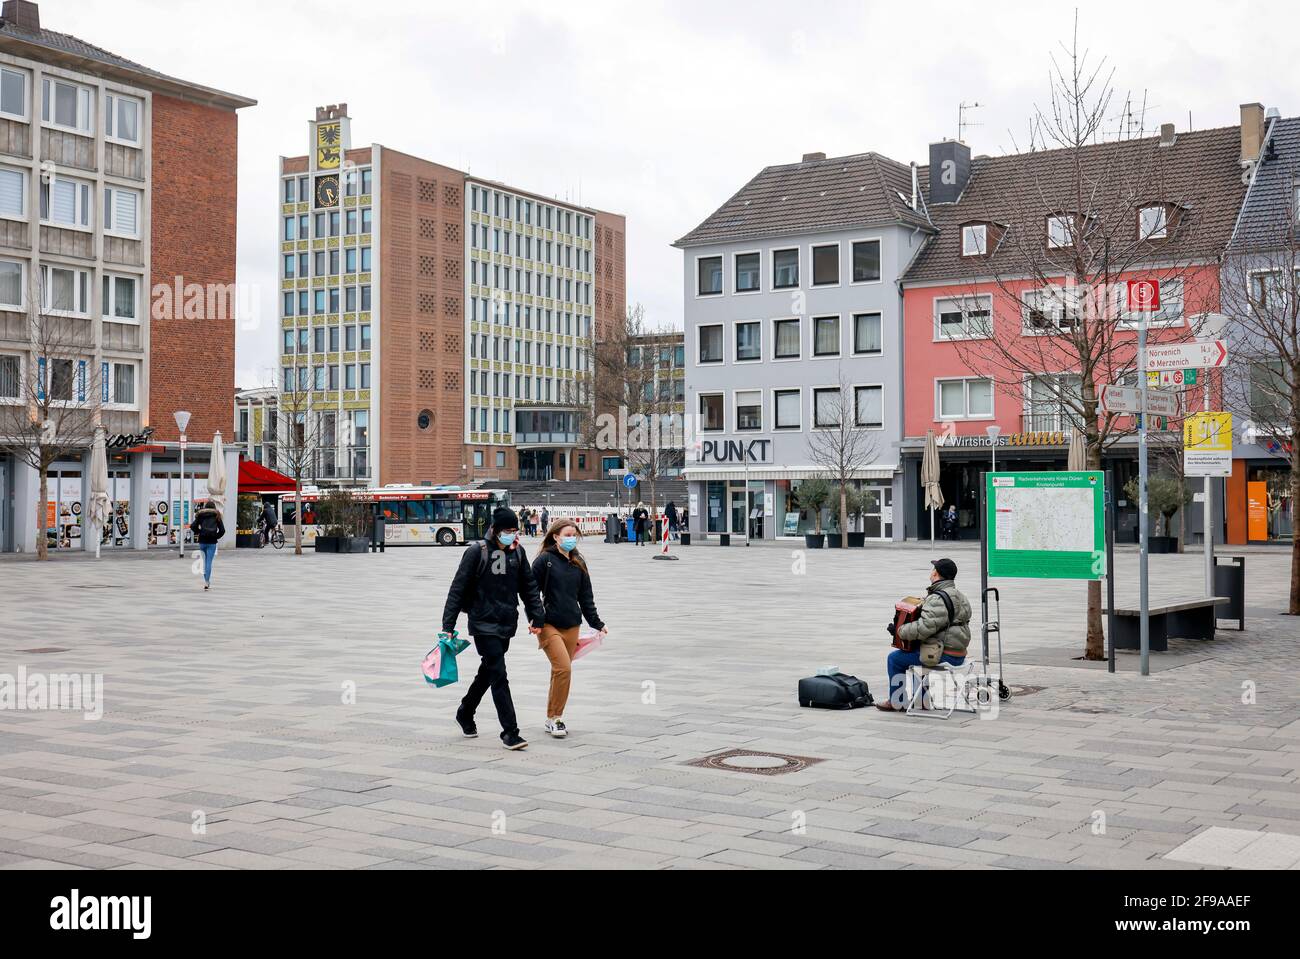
887, 649, 965, 706
198, 543, 218, 583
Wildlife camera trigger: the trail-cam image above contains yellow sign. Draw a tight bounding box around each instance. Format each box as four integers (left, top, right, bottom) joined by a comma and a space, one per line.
1184, 412, 1232, 452
315, 121, 342, 170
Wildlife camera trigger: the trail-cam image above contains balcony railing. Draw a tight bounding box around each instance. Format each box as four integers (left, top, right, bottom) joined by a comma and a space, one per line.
1021, 411, 1081, 434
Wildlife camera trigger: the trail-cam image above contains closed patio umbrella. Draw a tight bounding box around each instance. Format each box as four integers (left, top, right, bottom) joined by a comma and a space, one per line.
208, 431, 227, 515
89, 426, 110, 559
1067, 428, 1088, 472
921, 429, 944, 541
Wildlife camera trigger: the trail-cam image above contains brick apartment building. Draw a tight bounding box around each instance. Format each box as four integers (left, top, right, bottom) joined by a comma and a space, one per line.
275, 106, 625, 488
0, 0, 254, 552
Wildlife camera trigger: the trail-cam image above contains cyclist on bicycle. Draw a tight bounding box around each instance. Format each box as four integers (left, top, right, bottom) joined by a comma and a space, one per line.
260, 502, 277, 545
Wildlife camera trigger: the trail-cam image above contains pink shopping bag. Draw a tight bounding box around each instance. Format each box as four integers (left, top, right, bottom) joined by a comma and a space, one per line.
572, 630, 603, 662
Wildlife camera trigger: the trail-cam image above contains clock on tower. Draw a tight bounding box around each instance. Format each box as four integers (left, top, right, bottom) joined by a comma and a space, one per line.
315, 174, 340, 209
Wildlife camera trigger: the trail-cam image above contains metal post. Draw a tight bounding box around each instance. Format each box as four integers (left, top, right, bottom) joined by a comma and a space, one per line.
177, 444, 186, 558
1138, 317, 1151, 676
1204, 374, 1214, 596
1106, 468, 1117, 674
979, 471, 989, 664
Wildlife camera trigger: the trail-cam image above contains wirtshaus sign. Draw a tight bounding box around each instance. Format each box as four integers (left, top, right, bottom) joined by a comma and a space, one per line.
986, 471, 1106, 580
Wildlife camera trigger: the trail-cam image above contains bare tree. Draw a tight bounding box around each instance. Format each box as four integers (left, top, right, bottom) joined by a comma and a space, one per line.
590, 303, 682, 531
0, 282, 103, 560
275, 367, 329, 555
941, 18, 1221, 658
805, 369, 881, 547
1220, 176, 1300, 613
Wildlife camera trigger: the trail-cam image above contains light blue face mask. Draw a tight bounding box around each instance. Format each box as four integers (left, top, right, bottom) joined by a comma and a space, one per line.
497, 532, 517, 547
560, 536, 579, 552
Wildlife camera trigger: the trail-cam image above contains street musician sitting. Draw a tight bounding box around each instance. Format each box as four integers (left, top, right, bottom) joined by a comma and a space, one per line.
877, 558, 972, 712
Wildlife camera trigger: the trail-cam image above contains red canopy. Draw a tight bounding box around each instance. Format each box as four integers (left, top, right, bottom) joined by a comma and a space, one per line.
238, 457, 296, 494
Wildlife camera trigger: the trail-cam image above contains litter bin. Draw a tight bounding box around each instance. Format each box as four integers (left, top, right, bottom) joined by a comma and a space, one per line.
371, 516, 386, 553
719, 533, 731, 547
680, 530, 691, 546
605, 513, 620, 544
1214, 555, 1246, 631
625, 517, 636, 543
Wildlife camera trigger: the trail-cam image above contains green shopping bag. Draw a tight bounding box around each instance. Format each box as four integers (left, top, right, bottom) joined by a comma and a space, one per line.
422, 632, 471, 688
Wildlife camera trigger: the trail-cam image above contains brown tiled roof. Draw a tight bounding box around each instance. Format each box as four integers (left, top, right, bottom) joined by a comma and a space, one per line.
1230, 115, 1300, 252
674, 152, 933, 248
902, 125, 1247, 284
0, 17, 255, 109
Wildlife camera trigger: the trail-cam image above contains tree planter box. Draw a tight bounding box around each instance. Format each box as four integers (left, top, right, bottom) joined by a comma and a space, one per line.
342, 536, 370, 553
1148, 536, 1178, 554
235, 533, 262, 549
804, 533, 825, 549
846, 532, 867, 548
827, 534, 844, 549
314, 537, 340, 553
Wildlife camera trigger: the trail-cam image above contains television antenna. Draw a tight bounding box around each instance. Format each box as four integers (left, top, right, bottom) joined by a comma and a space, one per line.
959, 101, 983, 144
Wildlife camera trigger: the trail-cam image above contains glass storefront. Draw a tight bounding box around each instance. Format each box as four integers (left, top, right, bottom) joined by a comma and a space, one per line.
147, 467, 209, 548
1247, 463, 1294, 541
45, 459, 83, 551
702, 478, 893, 539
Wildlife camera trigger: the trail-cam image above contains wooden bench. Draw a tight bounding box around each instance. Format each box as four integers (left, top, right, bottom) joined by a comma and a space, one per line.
1105, 597, 1230, 652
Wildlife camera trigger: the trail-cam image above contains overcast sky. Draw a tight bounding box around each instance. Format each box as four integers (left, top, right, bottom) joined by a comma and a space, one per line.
48, 0, 1297, 386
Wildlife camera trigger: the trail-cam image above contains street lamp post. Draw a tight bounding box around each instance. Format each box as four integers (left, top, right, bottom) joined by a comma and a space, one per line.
986, 425, 1002, 474
174, 410, 191, 558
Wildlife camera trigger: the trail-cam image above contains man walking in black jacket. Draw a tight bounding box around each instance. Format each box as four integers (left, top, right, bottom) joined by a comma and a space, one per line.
442, 507, 545, 750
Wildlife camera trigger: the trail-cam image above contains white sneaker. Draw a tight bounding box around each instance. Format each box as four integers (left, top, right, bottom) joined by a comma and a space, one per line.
545, 718, 568, 738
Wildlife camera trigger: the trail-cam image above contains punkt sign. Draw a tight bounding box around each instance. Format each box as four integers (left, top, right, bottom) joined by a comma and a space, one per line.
697, 438, 773, 464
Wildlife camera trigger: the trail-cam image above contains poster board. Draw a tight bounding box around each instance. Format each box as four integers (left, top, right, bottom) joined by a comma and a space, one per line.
986, 471, 1106, 580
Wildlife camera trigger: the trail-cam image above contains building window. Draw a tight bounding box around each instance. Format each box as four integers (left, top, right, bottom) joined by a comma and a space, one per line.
735, 252, 760, 293
774, 389, 801, 430
1047, 214, 1074, 249
111, 362, 136, 407
771, 318, 801, 359
851, 239, 881, 282
0, 67, 27, 121
854, 385, 884, 429
961, 224, 987, 256
283, 179, 295, 203
0, 166, 24, 219
103, 186, 140, 238
104, 94, 141, 145
1025, 374, 1082, 432
699, 393, 724, 432
361, 207, 372, 233
813, 315, 840, 356
360, 324, 371, 350
360, 363, 370, 388
698, 324, 723, 363
813, 388, 842, 428
496, 451, 506, 468
735, 321, 761, 362
0, 353, 18, 400
1023, 287, 1082, 332
41, 77, 93, 134
811, 243, 839, 286
47, 358, 74, 401
298, 176, 309, 203
853, 312, 882, 355
40, 176, 91, 229
938, 378, 993, 419
935, 295, 991, 339
735, 390, 762, 431
697, 256, 722, 296
772, 248, 799, 289
1139, 205, 1168, 241
0, 258, 23, 309
344, 364, 356, 389
101, 274, 138, 322
40, 264, 89, 315
474, 450, 484, 468
327, 364, 339, 391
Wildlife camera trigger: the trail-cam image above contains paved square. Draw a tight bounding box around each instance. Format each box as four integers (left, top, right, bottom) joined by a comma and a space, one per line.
1, 539, 1298, 870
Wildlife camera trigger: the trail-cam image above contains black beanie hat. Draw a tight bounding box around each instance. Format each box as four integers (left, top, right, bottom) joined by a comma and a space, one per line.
492, 507, 520, 532
932, 558, 958, 581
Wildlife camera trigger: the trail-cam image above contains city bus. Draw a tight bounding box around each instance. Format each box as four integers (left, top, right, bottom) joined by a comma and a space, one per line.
280, 486, 511, 547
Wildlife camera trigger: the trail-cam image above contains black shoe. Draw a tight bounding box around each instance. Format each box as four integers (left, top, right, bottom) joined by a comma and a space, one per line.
501, 732, 528, 751
456, 712, 478, 738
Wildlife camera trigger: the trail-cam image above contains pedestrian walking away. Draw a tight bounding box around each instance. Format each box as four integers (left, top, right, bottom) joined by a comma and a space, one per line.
441, 507, 545, 750
532, 520, 607, 738
665, 501, 679, 540
190, 501, 226, 590
540, 507, 550, 532
633, 502, 649, 546
877, 558, 972, 712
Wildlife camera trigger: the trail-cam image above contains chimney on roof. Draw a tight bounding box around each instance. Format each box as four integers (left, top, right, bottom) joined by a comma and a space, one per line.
802, 152, 826, 163
928, 139, 971, 204
1240, 103, 1266, 165
0, 0, 40, 29
1158, 123, 1177, 148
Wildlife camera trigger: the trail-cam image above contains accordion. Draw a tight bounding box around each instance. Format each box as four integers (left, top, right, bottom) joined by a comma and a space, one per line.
892, 596, 925, 651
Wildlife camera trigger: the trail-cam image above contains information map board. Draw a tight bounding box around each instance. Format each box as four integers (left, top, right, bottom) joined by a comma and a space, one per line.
986, 471, 1106, 580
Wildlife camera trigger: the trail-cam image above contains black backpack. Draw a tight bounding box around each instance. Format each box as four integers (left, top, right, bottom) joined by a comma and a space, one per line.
798, 673, 874, 710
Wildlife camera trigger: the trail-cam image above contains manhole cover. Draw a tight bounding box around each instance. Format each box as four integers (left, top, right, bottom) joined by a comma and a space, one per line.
71, 585, 124, 590
16, 648, 71, 655
685, 749, 824, 777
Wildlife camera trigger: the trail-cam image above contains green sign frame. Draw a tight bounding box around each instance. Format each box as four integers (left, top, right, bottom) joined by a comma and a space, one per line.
986, 471, 1106, 580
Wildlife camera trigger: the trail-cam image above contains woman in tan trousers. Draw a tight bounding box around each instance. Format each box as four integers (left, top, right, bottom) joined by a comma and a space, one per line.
531, 520, 607, 738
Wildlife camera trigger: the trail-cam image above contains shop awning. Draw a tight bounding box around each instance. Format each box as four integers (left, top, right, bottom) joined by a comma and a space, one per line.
683, 466, 899, 482
237, 458, 296, 494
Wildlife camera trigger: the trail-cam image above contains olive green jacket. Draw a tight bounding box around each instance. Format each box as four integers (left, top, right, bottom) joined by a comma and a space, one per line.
897, 579, 972, 655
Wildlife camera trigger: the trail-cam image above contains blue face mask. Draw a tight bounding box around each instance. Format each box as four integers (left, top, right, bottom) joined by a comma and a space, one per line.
497, 532, 517, 547
560, 536, 579, 552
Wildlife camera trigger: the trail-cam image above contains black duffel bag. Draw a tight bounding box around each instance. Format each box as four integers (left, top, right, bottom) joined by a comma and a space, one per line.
798, 673, 874, 710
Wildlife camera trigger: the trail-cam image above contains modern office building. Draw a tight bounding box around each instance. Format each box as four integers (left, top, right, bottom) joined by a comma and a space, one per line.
675, 151, 930, 542
275, 106, 625, 488
0, 0, 253, 552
